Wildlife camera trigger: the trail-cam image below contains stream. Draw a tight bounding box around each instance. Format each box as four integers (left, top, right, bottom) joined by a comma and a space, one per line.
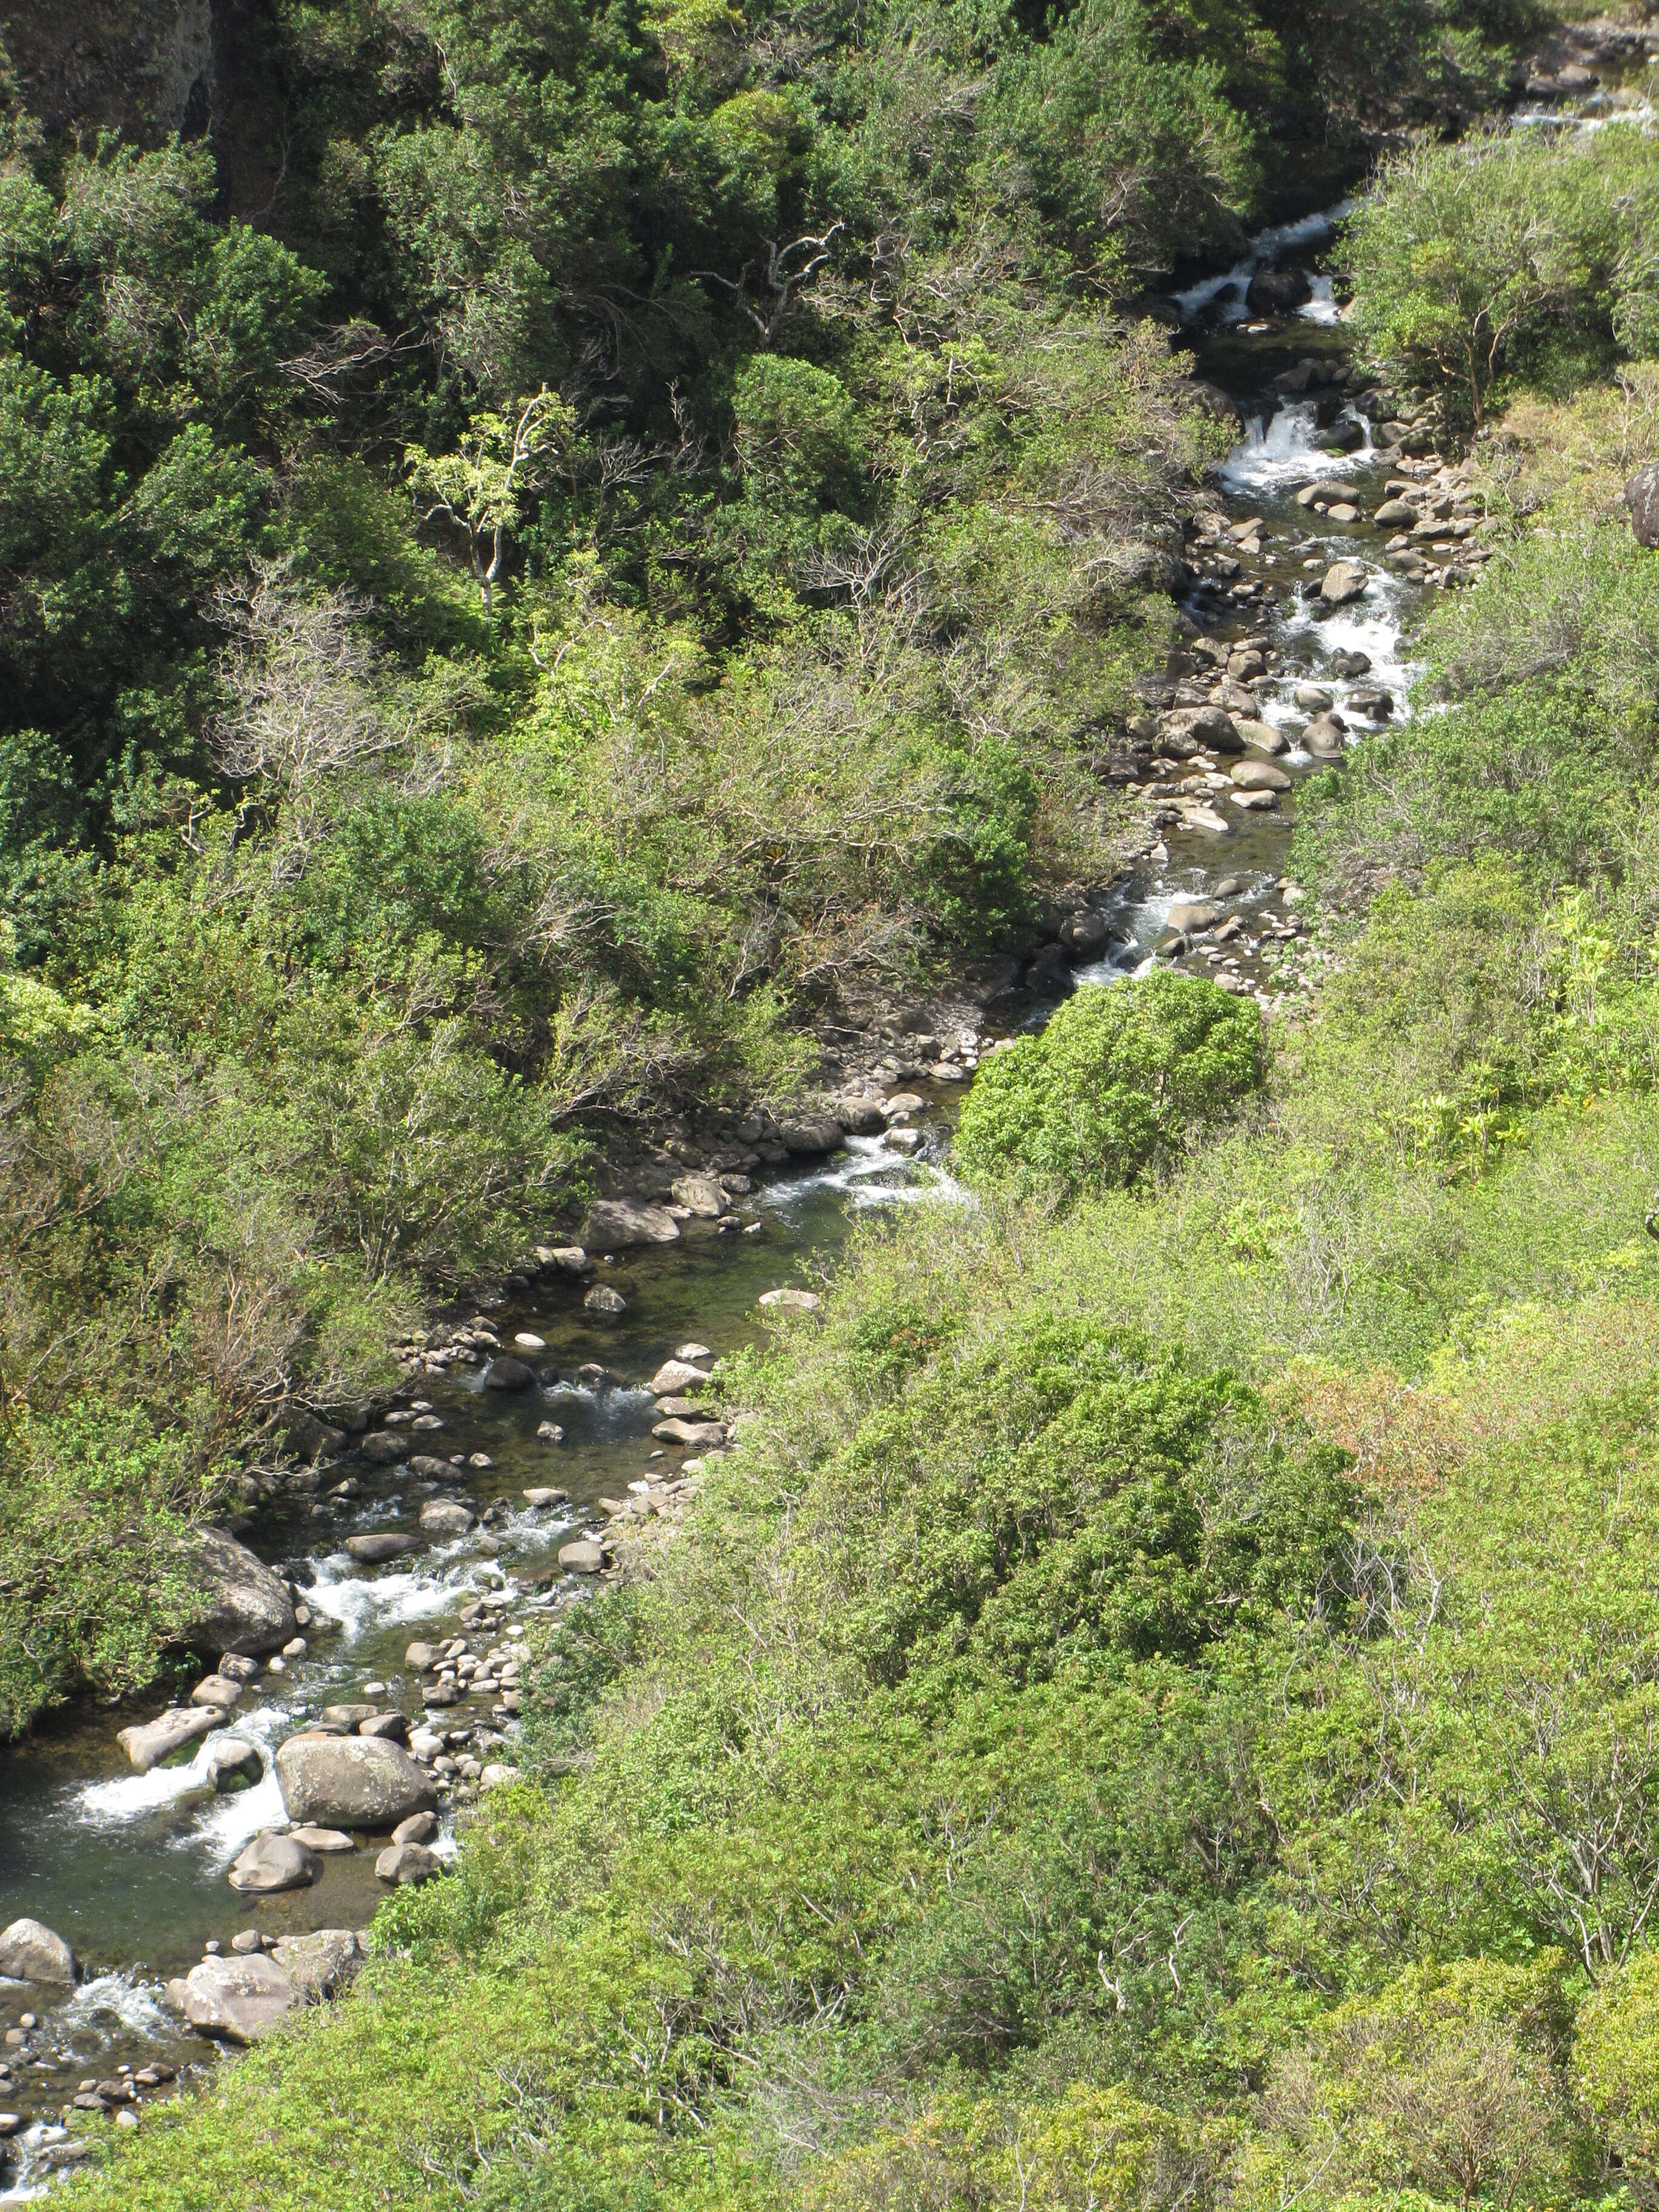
0, 195, 1460, 2199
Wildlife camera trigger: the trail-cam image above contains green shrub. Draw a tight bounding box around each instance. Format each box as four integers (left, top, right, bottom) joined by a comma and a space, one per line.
954, 974, 1263, 1202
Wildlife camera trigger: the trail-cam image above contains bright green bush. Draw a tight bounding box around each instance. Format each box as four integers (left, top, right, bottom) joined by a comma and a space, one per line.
954, 974, 1263, 1201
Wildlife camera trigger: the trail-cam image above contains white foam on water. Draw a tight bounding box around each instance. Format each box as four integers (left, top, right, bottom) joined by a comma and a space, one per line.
52, 1971, 171, 2043
303, 1557, 481, 1640
1216, 402, 1330, 494
1299, 275, 1339, 325
1171, 202, 1354, 324
759, 1134, 972, 1215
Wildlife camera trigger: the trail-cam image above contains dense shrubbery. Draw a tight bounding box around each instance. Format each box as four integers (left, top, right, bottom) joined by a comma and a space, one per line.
954, 973, 1264, 1200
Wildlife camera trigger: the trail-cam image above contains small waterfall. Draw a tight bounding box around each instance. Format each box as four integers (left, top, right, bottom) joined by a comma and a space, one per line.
1299, 275, 1339, 326
1216, 402, 1328, 494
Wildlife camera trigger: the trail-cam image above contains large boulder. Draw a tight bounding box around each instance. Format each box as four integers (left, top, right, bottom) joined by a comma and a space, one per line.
375, 1841, 441, 1886
174, 1527, 296, 1657
182, 1953, 298, 2044
1319, 561, 1369, 605
777, 1113, 846, 1157
269, 1928, 363, 2003
274, 1734, 437, 1831
1245, 266, 1312, 313
344, 1533, 420, 1564
669, 1174, 728, 1218
228, 1831, 317, 1895
483, 1355, 538, 1391
581, 1199, 681, 1250
118, 1706, 218, 1773
1230, 759, 1293, 792
0, 1917, 79, 1985
1627, 464, 1659, 548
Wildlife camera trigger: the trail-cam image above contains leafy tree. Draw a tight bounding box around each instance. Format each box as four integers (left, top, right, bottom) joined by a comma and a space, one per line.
955, 973, 1263, 1201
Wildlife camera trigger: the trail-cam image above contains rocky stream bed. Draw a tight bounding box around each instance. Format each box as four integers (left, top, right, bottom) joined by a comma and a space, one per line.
2, 69, 1651, 2191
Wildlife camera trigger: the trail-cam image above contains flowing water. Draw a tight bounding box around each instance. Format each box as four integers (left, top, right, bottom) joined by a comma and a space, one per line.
0, 200, 1436, 2200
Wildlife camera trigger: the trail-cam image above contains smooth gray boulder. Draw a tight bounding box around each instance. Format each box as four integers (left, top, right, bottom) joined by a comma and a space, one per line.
375, 1841, 441, 1886
1627, 464, 1659, 548
118, 1706, 218, 1773
360, 1430, 412, 1464
228, 1831, 317, 1895
558, 1537, 610, 1574
182, 1953, 298, 2043
0, 1917, 78, 1985
344, 1533, 420, 1564
581, 1199, 680, 1249
392, 1811, 439, 1845
670, 1173, 728, 1218
174, 1527, 296, 1657
269, 1928, 363, 2002
1319, 560, 1369, 604
274, 1734, 437, 1830
420, 1499, 474, 1535
584, 1285, 627, 1317
483, 1355, 537, 1390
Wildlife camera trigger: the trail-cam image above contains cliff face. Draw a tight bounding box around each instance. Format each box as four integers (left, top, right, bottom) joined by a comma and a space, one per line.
1, 0, 218, 142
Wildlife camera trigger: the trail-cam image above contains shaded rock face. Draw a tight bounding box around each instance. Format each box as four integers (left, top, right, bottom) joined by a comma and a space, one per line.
1627, 464, 1659, 548
182, 1953, 298, 2044
1245, 266, 1312, 313
175, 1527, 297, 1657
0, 1917, 79, 1985
6, 0, 215, 142
273, 1735, 437, 1830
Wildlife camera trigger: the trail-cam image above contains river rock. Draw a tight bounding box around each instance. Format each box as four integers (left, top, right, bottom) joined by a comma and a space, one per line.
535, 1419, 565, 1444
269, 1928, 362, 2002
1332, 649, 1372, 677
1058, 910, 1110, 958
758, 1287, 821, 1311
190, 1674, 243, 1712
1245, 266, 1311, 313
288, 1826, 356, 1852
404, 1641, 435, 1671
670, 1174, 728, 1218
420, 1499, 474, 1535
1235, 718, 1285, 753
1319, 561, 1368, 604
1302, 715, 1348, 757
274, 1735, 438, 1830
359, 1712, 411, 1744
0, 1918, 78, 1986
523, 1486, 568, 1506
1626, 464, 1659, 548
581, 1199, 680, 1249
375, 1842, 441, 1886
649, 1358, 709, 1395
479, 1763, 520, 1791
206, 1738, 264, 1793
536, 1242, 592, 1275
484, 1355, 537, 1390
324, 1704, 380, 1728
1295, 478, 1361, 508
1294, 683, 1333, 711
118, 1706, 218, 1773
174, 1527, 297, 1657
1373, 498, 1416, 526
409, 1454, 464, 1481
585, 1284, 627, 1316
1230, 759, 1293, 792
228, 1831, 317, 1896
1174, 703, 1244, 754
1166, 899, 1223, 933
344, 1533, 419, 1565
360, 1430, 412, 1464
182, 1953, 298, 2044
558, 1537, 611, 1574
777, 1113, 846, 1156
652, 1417, 728, 1447
835, 1097, 888, 1134
393, 1811, 439, 1845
